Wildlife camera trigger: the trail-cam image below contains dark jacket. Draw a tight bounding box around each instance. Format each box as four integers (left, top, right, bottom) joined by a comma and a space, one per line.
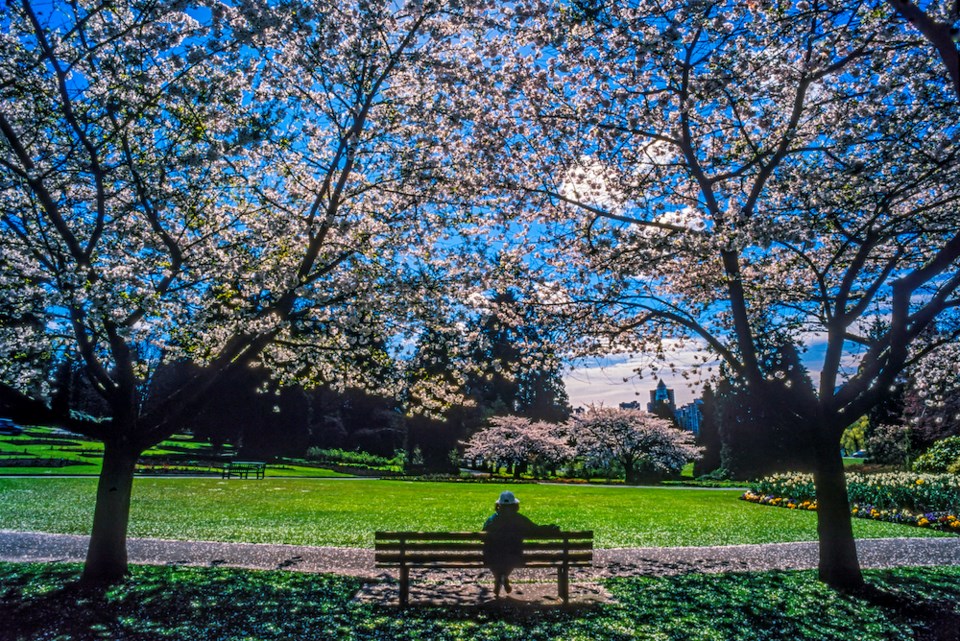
482, 510, 558, 572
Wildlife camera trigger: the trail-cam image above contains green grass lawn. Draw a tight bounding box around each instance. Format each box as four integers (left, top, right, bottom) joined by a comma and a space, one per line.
0, 478, 951, 548
0, 426, 222, 475
0, 426, 104, 474
0, 426, 349, 477
2, 562, 959, 641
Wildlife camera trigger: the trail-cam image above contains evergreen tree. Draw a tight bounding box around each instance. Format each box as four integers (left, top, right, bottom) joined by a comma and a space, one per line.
403, 327, 472, 471
465, 291, 571, 422
718, 339, 817, 480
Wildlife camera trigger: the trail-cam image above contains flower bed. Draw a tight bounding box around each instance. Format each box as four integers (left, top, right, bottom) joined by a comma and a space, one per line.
742, 472, 960, 533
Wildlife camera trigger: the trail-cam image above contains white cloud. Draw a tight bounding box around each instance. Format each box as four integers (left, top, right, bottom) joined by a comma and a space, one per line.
563, 332, 856, 409
563, 353, 707, 408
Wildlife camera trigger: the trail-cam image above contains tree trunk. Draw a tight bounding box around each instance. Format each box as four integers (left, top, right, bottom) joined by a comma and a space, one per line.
81, 439, 138, 585
812, 429, 864, 591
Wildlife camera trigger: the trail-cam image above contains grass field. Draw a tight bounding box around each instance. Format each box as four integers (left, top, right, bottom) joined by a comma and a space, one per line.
0, 426, 351, 478
0, 427, 233, 476
0, 478, 951, 548
2, 562, 959, 641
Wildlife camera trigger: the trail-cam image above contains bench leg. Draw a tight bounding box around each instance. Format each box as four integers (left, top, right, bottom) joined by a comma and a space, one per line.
399, 566, 410, 608
558, 565, 569, 604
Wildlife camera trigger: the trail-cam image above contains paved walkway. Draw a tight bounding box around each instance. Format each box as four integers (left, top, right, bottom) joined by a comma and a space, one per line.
2, 530, 958, 605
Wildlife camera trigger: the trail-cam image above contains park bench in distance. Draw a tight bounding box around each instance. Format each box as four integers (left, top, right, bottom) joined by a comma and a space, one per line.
221, 460, 266, 479
374, 530, 593, 607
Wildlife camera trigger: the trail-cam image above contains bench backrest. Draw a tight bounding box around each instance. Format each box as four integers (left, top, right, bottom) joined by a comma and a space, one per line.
374, 531, 593, 569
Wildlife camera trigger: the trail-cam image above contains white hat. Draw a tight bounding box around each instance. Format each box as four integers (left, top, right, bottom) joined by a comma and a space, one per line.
497, 490, 519, 505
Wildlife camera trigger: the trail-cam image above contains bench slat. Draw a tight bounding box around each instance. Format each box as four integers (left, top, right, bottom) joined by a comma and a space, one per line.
375, 557, 593, 569
374, 541, 593, 553
375, 559, 592, 567
375, 530, 593, 541
375, 551, 593, 565
375, 532, 483, 541
376, 542, 484, 552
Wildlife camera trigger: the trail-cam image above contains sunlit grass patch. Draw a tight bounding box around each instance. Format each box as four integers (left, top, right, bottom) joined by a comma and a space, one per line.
0, 479, 951, 548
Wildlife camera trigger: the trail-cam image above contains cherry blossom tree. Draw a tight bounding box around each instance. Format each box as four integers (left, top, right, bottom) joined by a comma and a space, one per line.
0, 0, 496, 584
885, 0, 960, 98
570, 406, 701, 484
902, 340, 960, 446
524, 418, 575, 475
461, 415, 573, 477
462, 415, 536, 475
490, 0, 960, 589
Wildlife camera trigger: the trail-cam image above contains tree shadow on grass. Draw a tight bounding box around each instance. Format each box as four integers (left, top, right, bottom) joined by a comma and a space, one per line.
606, 568, 960, 641
4, 563, 960, 641
0, 563, 365, 641
0, 566, 126, 641
854, 570, 960, 641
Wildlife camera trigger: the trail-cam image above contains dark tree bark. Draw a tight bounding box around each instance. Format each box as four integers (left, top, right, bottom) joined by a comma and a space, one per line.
812, 424, 864, 591
81, 437, 140, 585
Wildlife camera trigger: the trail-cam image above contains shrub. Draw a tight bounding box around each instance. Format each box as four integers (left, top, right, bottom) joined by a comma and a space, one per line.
304, 447, 398, 468
865, 423, 911, 465
913, 436, 960, 474
696, 467, 731, 482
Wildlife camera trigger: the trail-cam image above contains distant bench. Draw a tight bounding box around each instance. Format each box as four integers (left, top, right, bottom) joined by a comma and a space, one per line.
221, 461, 266, 479
374, 530, 593, 606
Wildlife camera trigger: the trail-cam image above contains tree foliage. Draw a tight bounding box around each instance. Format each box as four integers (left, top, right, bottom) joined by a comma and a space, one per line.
0, 0, 496, 583
481, 0, 960, 589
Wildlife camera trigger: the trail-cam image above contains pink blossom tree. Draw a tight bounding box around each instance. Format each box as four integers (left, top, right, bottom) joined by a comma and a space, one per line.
489, 1, 960, 589
0, 0, 497, 584
570, 406, 701, 484
461, 415, 573, 477
462, 415, 537, 476
524, 418, 575, 476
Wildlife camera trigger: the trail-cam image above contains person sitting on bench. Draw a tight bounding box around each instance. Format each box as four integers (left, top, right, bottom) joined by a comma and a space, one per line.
482, 490, 559, 597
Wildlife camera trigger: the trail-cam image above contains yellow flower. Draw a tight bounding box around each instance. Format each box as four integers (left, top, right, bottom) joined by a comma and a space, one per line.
916, 479, 925, 485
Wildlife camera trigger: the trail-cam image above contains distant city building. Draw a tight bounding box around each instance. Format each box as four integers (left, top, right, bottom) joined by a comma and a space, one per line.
587, 382, 704, 434
675, 399, 703, 435
634, 379, 703, 435
647, 379, 676, 413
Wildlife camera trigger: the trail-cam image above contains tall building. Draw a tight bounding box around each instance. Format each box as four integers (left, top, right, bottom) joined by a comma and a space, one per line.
675, 399, 703, 435
647, 379, 676, 413
641, 379, 702, 435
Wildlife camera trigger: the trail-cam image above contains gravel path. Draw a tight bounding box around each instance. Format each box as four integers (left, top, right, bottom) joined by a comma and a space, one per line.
2, 529, 958, 577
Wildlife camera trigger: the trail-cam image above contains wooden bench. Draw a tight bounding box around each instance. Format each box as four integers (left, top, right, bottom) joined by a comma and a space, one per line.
374, 530, 593, 606
221, 460, 266, 479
